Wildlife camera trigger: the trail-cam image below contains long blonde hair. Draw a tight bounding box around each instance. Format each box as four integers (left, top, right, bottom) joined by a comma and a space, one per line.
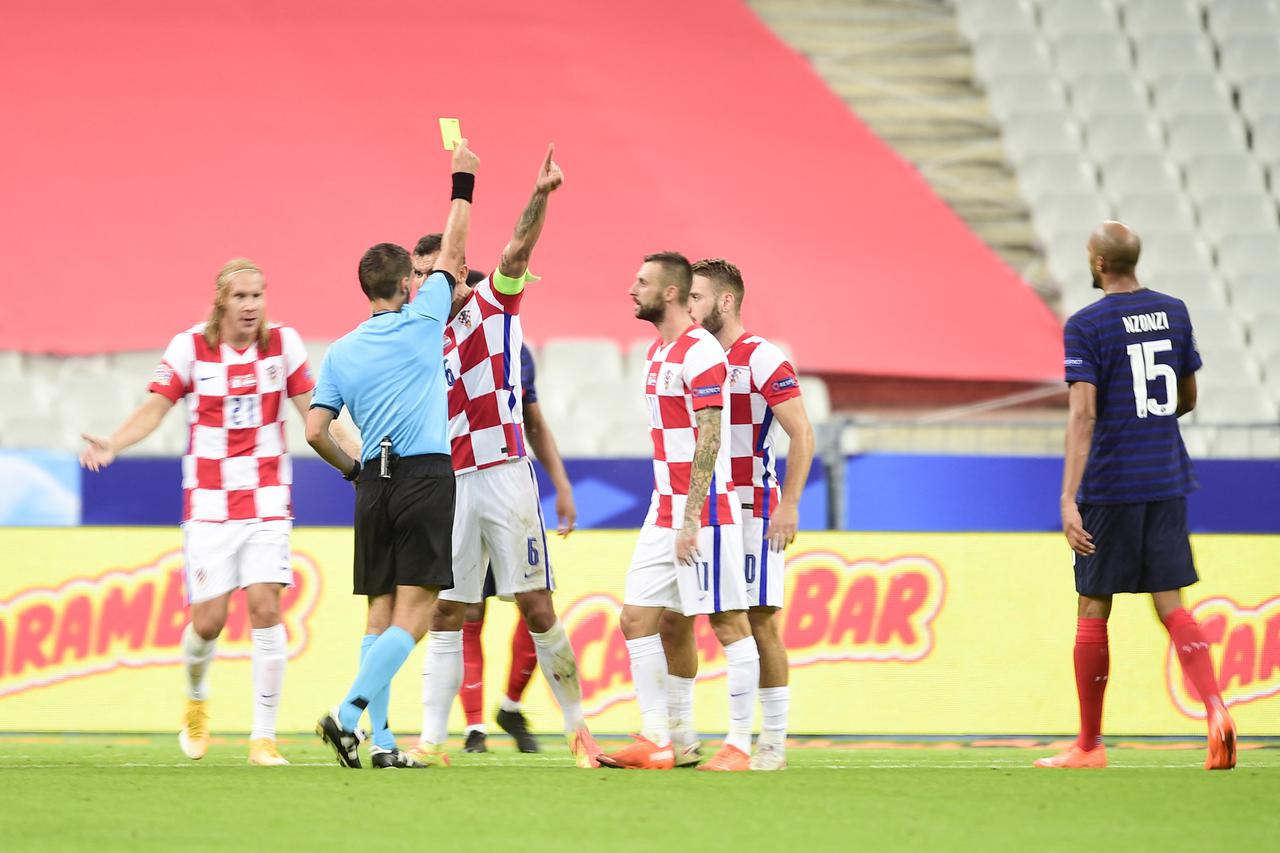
204, 258, 270, 348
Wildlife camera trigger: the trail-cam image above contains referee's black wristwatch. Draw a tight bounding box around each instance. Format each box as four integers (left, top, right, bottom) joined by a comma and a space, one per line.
343, 459, 362, 481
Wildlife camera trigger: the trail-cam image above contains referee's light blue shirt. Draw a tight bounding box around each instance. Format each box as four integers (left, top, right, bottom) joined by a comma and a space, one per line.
312, 271, 452, 463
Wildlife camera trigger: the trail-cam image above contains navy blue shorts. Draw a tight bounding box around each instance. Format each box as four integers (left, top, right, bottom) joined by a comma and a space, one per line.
1073, 498, 1198, 596
481, 564, 496, 599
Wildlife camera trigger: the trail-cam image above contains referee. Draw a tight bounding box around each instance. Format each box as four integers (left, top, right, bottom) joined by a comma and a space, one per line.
306, 139, 480, 769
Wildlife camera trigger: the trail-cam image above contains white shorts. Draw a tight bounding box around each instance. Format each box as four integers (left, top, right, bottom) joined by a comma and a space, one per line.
441, 458, 554, 603
624, 524, 747, 616
743, 515, 785, 609
181, 520, 293, 605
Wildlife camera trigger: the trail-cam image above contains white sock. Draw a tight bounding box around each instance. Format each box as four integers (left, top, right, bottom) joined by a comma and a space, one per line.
724, 636, 760, 753
667, 675, 696, 742
182, 623, 217, 701
420, 630, 463, 746
499, 696, 523, 714
625, 634, 670, 746
759, 685, 790, 746
250, 624, 287, 741
529, 620, 585, 731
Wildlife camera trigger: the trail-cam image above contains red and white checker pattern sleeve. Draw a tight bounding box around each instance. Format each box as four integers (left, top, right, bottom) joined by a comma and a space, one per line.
148, 331, 196, 402
279, 325, 316, 398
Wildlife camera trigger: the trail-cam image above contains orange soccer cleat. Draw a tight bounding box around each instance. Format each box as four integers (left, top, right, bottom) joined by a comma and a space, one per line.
1205, 705, 1237, 770
696, 744, 751, 772
1034, 745, 1107, 769
597, 735, 675, 770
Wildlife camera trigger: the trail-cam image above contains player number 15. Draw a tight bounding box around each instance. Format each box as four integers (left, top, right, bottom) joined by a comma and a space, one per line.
1125, 340, 1177, 419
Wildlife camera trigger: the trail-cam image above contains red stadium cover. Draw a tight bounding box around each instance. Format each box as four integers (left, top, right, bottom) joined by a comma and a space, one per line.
0, 0, 1063, 382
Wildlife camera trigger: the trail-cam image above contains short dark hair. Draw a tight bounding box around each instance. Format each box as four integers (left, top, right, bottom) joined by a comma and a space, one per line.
358, 242, 411, 300
414, 232, 464, 265
692, 258, 745, 312
466, 269, 486, 286
644, 251, 693, 303
414, 233, 442, 257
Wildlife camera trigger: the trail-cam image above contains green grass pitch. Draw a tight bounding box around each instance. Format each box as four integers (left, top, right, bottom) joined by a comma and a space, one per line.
2, 736, 1276, 852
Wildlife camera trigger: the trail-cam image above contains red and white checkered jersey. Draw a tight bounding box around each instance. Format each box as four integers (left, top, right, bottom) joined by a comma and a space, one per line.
148, 323, 315, 523
643, 325, 740, 529
726, 333, 802, 518
444, 276, 527, 475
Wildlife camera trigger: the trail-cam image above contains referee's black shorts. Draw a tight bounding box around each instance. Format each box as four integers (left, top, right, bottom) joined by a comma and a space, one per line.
353, 453, 454, 596
1074, 498, 1198, 596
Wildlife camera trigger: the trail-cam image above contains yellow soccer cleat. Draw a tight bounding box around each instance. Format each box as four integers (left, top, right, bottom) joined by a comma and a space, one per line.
248, 738, 289, 766
404, 743, 451, 768
179, 699, 210, 760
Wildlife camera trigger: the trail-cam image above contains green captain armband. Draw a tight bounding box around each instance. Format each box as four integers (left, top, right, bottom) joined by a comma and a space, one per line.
491, 268, 540, 295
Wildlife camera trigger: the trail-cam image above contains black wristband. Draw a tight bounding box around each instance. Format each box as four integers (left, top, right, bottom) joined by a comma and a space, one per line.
343, 459, 362, 481
451, 172, 475, 202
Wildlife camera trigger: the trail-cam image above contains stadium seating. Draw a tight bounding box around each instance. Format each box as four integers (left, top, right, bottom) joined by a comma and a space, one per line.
955, 0, 1280, 437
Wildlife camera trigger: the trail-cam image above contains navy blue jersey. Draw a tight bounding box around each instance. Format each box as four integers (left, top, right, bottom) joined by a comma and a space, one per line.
1064, 289, 1201, 504
520, 344, 538, 405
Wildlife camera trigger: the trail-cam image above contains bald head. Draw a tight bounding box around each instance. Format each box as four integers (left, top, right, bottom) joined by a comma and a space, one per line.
1088, 221, 1142, 278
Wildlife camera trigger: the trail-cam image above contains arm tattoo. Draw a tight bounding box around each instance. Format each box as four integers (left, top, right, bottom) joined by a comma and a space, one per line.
683, 407, 722, 529
514, 190, 547, 240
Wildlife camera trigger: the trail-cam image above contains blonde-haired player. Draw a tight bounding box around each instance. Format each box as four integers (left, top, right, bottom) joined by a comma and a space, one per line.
81, 260, 348, 766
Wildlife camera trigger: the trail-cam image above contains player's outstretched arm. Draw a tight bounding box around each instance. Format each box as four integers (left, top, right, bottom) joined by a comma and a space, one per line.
305, 406, 359, 480
498, 144, 563, 279
768, 396, 816, 552
524, 400, 576, 536
1061, 381, 1098, 556
676, 406, 723, 565
80, 393, 175, 471
435, 139, 480, 284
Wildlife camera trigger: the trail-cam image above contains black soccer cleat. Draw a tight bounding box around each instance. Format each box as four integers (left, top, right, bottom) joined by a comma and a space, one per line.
463, 730, 489, 753
496, 708, 540, 753
371, 747, 428, 769
316, 709, 365, 769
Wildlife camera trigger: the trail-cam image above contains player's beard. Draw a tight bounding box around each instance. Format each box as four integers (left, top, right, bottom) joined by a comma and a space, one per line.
635, 294, 665, 322
700, 305, 724, 335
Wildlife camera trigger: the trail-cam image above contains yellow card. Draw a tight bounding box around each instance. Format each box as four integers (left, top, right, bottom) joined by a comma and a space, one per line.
439, 118, 462, 151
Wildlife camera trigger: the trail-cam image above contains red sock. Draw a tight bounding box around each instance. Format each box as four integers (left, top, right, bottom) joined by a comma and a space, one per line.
506, 616, 538, 703
461, 620, 484, 728
1162, 608, 1223, 715
1074, 617, 1109, 752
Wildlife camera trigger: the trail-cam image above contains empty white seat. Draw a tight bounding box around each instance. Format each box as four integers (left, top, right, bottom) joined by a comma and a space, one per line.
1144, 272, 1228, 307
1069, 73, 1149, 120
1221, 36, 1280, 87
985, 73, 1069, 122
956, 0, 1037, 39
1193, 305, 1249, 347
1196, 344, 1263, 388
0, 377, 53, 421
1208, 0, 1280, 41
1251, 311, 1280, 358
539, 338, 625, 386
1138, 232, 1216, 276
0, 351, 24, 379
1196, 388, 1279, 425
973, 34, 1053, 83
1253, 116, 1280, 167
1122, 0, 1204, 36
1219, 233, 1280, 278
1052, 33, 1133, 80
1133, 33, 1217, 83
108, 349, 166, 383
1018, 154, 1098, 203
1047, 231, 1092, 287
1085, 114, 1165, 158
1032, 193, 1112, 243
595, 413, 652, 457
1002, 112, 1084, 164
1198, 194, 1279, 245
1184, 154, 1268, 204
798, 376, 832, 423
1114, 192, 1197, 233
1099, 152, 1182, 197
1, 416, 79, 452
1166, 114, 1249, 162
1151, 73, 1234, 119
1231, 276, 1280, 321
1239, 74, 1280, 124
1040, 0, 1120, 38
1208, 427, 1280, 457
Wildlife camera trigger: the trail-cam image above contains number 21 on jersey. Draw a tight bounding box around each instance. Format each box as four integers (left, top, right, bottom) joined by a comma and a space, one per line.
1126, 340, 1177, 418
